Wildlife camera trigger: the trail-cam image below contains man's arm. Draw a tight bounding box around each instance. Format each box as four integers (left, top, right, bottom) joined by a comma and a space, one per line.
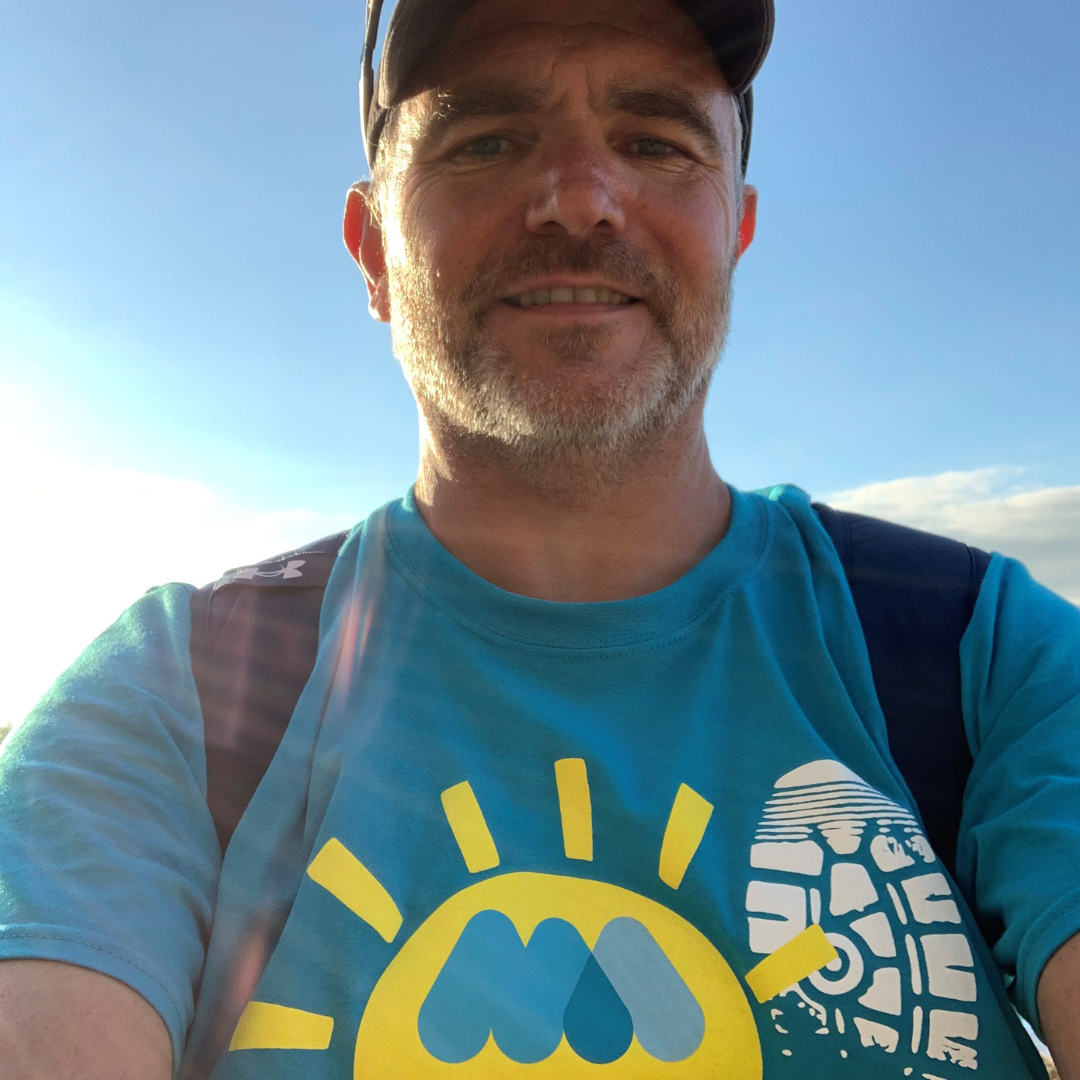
0, 585, 223, 1073
1039, 933, 1080, 1079
955, 556, 1080, 1058
0, 960, 172, 1080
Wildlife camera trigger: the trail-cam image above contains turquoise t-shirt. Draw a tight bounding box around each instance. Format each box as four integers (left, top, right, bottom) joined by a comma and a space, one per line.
1, 485, 1077, 1079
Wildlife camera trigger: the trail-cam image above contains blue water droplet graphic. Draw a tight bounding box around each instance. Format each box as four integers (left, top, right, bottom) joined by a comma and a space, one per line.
563, 953, 634, 1064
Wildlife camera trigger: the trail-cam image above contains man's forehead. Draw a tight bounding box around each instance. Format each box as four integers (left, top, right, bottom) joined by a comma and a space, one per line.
399, 77, 730, 161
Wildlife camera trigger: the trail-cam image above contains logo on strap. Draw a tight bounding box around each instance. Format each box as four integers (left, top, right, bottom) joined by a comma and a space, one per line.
233, 558, 306, 581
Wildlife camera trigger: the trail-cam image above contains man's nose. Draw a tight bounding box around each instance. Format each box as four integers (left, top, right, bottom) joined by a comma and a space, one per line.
525, 136, 628, 237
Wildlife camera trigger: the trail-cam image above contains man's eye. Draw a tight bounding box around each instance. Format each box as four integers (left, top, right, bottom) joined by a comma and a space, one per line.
459, 135, 512, 158
629, 137, 678, 157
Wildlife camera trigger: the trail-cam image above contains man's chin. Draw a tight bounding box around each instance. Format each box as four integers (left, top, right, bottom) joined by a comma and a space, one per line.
478, 315, 652, 372
471, 374, 697, 458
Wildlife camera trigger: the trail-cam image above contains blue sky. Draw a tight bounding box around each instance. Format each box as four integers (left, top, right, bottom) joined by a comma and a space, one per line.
2, 0, 1079, 724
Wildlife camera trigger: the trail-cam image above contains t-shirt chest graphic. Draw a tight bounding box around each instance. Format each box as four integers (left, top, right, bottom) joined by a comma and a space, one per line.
214, 751, 1024, 1079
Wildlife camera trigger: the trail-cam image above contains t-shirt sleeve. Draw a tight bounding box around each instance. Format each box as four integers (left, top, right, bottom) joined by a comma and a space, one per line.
0, 583, 220, 1071
958, 554, 1080, 1036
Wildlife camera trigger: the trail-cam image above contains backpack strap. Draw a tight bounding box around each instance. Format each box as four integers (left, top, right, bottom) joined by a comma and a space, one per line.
190, 531, 350, 852
813, 504, 991, 879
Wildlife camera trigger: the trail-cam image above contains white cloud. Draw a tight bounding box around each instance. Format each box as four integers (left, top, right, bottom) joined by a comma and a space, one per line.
825, 468, 1080, 605
0, 385, 360, 732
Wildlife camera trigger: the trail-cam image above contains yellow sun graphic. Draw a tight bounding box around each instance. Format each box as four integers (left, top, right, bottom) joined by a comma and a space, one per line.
227, 759, 837, 1076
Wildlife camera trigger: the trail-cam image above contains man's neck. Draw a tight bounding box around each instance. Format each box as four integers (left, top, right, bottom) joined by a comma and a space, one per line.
412, 407, 730, 603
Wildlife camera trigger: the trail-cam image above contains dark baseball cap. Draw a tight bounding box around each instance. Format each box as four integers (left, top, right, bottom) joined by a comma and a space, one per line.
361, 0, 774, 173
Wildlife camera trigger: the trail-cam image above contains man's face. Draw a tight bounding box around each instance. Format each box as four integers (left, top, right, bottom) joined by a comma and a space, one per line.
359, 0, 756, 467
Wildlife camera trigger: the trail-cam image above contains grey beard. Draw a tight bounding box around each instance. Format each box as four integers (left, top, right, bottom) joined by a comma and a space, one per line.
388, 235, 735, 476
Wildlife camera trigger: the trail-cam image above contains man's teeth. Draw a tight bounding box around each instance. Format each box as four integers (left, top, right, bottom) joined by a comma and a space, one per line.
507, 288, 634, 306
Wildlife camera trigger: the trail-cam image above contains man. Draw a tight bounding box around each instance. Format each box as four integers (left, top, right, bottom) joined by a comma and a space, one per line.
0, 0, 1078, 1076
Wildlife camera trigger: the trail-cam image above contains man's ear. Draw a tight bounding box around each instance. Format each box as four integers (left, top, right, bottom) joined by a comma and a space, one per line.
344, 182, 390, 323
736, 184, 758, 259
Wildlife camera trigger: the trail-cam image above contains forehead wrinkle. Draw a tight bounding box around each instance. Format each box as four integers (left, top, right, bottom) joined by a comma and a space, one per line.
410, 76, 728, 152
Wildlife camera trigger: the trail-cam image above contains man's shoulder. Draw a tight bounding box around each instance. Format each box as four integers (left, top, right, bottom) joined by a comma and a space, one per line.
811, 502, 992, 607
200, 530, 354, 594
748, 483, 993, 603
190, 527, 353, 850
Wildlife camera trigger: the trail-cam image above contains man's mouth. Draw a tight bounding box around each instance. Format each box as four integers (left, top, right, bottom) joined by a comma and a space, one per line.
502, 288, 637, 307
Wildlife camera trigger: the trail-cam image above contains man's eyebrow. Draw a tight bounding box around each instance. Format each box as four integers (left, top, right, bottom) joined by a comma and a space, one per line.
416, 84, 549, 145
604, 85, 722, 153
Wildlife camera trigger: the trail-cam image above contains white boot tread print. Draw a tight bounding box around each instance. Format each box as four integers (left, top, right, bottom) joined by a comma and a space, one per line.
745, 759, 981, 1072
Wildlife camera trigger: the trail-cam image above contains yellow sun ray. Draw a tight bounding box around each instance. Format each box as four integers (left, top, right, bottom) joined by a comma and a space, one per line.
229, 1002, 334, 1051
744, 924, 839, 1003
306, 837, 402, 942
555, 758, 593, 861
441, 781, 500, 873
658, 783, 714, 889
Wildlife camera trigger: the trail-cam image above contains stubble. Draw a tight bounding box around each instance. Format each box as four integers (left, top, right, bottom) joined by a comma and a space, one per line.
388, 232, 736, 495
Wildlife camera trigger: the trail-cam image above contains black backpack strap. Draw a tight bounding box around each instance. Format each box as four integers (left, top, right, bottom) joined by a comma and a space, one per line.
190, 531, 350, 852
813, 504, 992, 879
